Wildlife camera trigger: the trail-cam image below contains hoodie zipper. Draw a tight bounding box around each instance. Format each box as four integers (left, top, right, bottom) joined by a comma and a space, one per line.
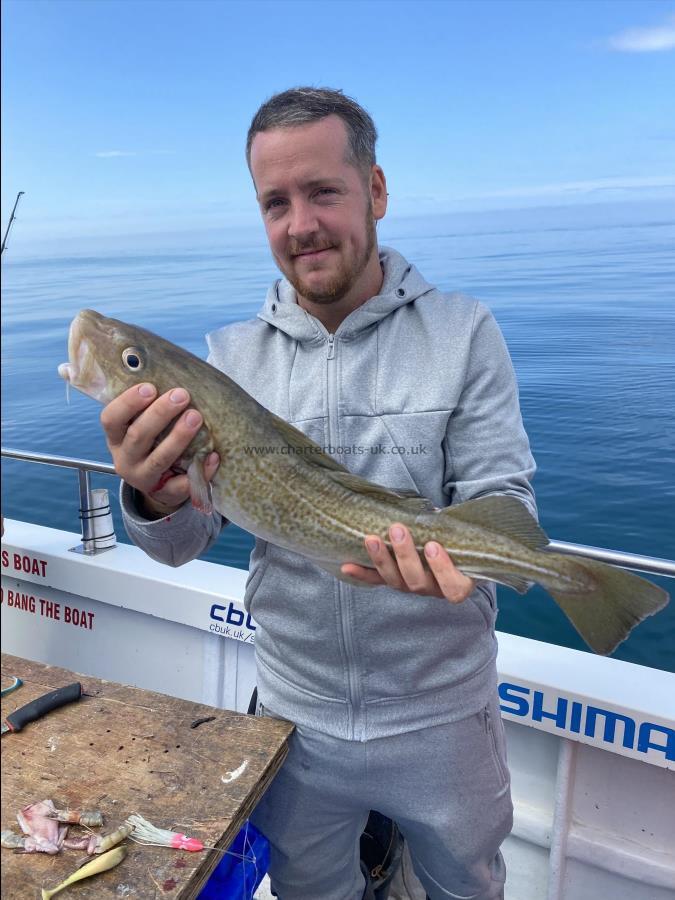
325, 331, 361, 740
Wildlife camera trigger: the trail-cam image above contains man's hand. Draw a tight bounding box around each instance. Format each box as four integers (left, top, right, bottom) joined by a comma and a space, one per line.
341, 523, 475, 603
100, 383, 219, 516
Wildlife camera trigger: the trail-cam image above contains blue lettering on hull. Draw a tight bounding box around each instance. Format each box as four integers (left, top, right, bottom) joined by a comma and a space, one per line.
499, 681, 674, 763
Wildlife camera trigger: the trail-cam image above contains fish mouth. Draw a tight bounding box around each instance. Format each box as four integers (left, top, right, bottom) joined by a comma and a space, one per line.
58, 310, 110, 403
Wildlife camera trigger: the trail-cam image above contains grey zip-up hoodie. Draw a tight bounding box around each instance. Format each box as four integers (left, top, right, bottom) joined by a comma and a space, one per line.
121, 247, 536, 741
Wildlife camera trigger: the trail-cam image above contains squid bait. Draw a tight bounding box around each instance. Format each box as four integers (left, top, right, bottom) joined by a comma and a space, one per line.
125, 813, 204, 851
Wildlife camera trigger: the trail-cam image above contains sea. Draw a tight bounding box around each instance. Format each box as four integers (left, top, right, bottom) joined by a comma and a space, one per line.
2, 201, 674, 672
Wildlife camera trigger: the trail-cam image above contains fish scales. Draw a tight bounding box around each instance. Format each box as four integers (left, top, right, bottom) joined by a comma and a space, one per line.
215, 448, 369, 557
58, 309, 670, 655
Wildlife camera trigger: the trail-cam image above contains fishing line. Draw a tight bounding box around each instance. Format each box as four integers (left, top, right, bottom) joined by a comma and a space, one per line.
234, 819, 262, 900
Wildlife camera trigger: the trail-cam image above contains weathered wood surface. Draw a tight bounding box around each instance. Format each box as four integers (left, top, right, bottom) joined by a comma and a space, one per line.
1, 654, 293, 899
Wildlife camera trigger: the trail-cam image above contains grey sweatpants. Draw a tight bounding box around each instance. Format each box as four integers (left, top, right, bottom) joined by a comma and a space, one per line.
250, 691, 513, 900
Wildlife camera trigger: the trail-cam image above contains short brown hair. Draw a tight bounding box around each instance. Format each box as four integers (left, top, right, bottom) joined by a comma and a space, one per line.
246, 86, 378, 179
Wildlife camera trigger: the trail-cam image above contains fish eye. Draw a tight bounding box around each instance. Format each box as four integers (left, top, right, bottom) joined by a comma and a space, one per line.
122, 347, 144, 371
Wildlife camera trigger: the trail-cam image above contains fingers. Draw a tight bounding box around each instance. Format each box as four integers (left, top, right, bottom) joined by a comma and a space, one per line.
203, 451, 220, 483
366, 525, 435, 594
340, 563, 386, 586
100, 383, 159, 448
141, 473, 193, 517
143, 450, 220, 516
102, 385, 195, 458
350, 524, 475, 603
100, 384, 206, 494
423, 542, 476, 603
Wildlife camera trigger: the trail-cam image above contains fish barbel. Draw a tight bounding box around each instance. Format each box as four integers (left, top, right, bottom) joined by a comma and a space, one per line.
59, 309, 669, 655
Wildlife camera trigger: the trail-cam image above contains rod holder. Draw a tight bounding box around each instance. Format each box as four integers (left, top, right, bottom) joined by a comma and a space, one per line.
69, 473, 116, 555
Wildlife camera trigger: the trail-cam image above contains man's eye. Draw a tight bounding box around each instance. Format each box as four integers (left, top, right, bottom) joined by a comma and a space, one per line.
266, 199, 285, 211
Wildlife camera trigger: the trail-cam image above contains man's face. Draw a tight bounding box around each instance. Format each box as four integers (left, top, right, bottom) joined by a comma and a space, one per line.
250, 116, 386, 305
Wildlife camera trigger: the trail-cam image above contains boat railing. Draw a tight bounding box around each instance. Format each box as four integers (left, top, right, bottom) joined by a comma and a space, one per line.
2, 447, 117, 556
2, 446, 675, 578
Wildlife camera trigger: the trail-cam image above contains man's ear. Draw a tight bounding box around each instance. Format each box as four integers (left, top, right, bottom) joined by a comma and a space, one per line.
370, 165, 388, 221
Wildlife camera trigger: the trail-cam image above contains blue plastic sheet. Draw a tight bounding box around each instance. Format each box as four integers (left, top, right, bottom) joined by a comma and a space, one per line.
198, 821, 270, 900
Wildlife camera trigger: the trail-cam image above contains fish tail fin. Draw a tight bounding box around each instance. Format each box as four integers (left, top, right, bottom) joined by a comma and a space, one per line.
545, 554, 669, 655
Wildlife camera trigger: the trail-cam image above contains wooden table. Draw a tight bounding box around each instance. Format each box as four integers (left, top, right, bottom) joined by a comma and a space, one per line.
1, 654, 293, 899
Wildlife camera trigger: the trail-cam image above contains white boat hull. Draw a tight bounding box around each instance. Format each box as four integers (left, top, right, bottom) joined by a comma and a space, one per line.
2, 519, 674, 898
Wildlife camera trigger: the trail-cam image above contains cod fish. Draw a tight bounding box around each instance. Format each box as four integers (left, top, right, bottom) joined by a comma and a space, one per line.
59, 309, 669, 655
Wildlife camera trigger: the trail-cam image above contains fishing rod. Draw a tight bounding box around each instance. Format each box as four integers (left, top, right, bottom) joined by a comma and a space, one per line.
1, 191, 25, 255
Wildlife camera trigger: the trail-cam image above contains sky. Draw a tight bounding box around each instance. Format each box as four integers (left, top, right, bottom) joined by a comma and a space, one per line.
2, 0, 674, 255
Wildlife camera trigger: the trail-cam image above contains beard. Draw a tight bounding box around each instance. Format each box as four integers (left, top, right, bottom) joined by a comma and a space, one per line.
282, 206, 377, 305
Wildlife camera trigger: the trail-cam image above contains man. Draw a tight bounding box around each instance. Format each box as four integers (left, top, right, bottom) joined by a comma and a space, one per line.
103, 87, 536, 900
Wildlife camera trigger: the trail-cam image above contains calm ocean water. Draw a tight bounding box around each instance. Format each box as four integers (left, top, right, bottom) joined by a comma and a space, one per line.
2, 205, 674, 671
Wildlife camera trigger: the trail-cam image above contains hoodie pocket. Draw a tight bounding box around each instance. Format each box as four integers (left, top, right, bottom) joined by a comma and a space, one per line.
469, 582, 497, 630
484, 701, 510, 789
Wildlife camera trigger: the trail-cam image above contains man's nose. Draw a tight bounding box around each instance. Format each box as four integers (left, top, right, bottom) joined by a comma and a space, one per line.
287, 199, 319, 240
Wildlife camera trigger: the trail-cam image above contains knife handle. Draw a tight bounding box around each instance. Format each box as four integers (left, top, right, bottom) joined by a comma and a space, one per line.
5, 682, 82, 732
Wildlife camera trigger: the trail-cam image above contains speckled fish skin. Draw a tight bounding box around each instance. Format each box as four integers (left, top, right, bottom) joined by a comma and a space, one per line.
59, 310, 669, 655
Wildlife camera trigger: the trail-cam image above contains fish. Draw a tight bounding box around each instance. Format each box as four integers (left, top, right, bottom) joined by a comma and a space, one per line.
59, 309, 669, 655
40, 845, 127, 899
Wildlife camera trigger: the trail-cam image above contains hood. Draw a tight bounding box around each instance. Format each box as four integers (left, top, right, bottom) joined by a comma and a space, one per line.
256, 246, 435, 342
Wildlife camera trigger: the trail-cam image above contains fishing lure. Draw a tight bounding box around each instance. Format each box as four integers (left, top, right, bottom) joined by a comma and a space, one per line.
40, 845, 127, 899
125, 814, 204, 851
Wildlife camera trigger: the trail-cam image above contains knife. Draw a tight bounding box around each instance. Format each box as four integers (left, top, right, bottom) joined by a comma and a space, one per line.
1, 682, 82, 735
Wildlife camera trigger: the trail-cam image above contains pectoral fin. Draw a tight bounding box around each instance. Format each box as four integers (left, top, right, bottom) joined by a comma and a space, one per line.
187, 456, 213, 514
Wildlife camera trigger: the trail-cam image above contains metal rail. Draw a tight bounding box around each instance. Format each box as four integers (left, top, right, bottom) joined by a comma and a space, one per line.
547, 540, 675, 578
2, 447, 117, 555
2, 446, 674, 578
1, 447, 116, 475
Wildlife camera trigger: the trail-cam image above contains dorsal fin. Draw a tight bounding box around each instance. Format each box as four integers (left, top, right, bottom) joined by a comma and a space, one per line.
436, 495, 549, 550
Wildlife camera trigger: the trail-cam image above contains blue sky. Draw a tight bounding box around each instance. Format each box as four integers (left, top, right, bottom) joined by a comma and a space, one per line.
2, 0, 674, 254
